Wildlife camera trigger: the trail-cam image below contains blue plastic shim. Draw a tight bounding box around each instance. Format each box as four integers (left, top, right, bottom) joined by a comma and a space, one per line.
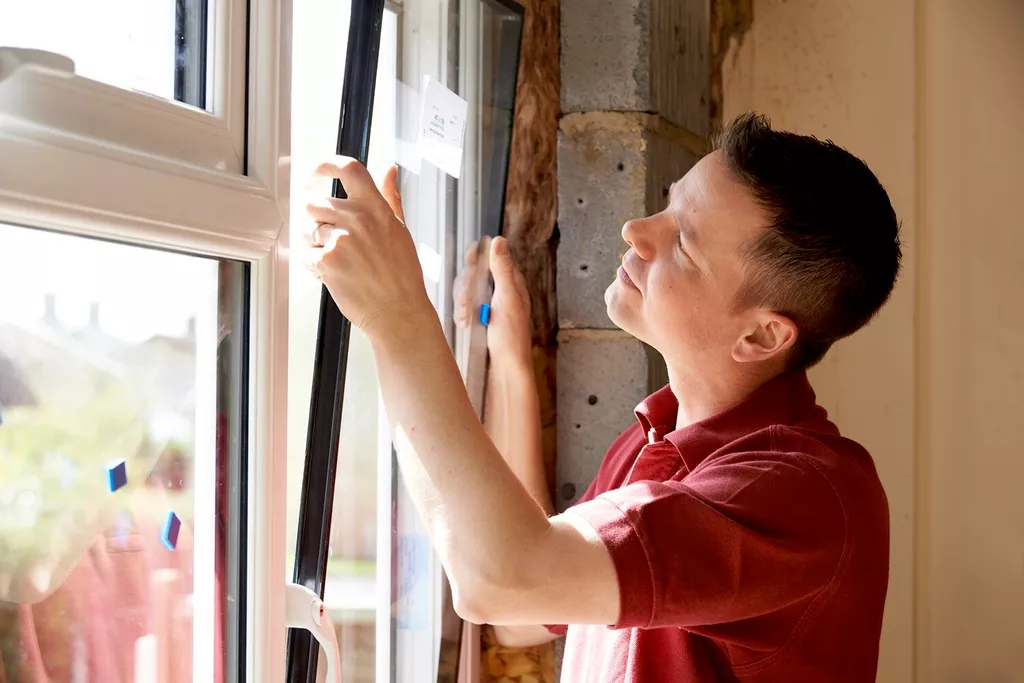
478, 303, 491, 327
161, 511, 182, 550
106, 459, 127, 492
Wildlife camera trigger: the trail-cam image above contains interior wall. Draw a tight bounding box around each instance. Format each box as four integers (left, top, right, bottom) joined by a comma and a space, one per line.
722, 1, 1024, 681
918, 2, 1024, 680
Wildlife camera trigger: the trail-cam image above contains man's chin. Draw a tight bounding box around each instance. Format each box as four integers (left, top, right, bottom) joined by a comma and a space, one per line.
605, 294, 640, 338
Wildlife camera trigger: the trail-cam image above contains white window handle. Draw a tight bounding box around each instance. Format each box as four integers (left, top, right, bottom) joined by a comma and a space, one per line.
285, 583, 342, 683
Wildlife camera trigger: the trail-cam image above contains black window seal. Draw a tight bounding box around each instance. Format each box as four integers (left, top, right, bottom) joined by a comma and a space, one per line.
286, 2, 387, 682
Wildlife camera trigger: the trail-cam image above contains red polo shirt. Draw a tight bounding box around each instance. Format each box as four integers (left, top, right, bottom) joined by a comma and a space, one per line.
550, 371, 889, 682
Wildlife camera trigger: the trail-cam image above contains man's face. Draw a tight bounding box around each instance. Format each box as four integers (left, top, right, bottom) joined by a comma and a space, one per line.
605, 151, 769, 367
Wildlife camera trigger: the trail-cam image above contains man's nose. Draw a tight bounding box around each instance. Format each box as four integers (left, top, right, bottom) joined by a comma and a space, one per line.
622, 217, 655, 260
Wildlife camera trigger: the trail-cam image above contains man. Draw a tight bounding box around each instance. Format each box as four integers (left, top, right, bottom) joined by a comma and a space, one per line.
304, 113, 900, 681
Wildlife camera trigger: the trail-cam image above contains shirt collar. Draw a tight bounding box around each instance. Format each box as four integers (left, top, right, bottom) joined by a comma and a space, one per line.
634, 370, 820, 472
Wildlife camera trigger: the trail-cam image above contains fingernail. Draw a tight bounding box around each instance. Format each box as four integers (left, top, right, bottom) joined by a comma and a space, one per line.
495, 238, 509, 255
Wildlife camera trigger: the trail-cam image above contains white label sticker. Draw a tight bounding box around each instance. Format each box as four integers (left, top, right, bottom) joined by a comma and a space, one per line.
417, 76, 468, 178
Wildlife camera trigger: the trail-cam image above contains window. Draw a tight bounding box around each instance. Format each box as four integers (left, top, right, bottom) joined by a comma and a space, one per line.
0, 0, 186, 102
0, 0, 290, 679
0, 0, 248, 173
0, 224, 246, 683
0, 0, 523, 679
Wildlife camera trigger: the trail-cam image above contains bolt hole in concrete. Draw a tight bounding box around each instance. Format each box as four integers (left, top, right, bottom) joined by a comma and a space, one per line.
579, 264, 588, 272
616, 163, 625, 172
561, 483, 577, 500
588, 394, 598, 405
574, 424, 581, 429
577, 197, 584, 205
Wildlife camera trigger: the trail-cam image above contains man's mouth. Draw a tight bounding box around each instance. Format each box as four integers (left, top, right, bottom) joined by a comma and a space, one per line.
618, 265, 638, 290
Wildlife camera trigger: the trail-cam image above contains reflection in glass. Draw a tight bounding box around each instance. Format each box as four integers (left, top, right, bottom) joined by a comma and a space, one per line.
0, 0, 207, 108
0, 223, 245, 682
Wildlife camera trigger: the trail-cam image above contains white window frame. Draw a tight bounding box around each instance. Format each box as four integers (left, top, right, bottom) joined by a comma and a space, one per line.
0, 0, 292, 680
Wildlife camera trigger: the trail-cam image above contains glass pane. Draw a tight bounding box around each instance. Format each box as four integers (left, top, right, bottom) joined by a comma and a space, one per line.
0, 0, 208, 108
0, 223, 245, 682
377, 0, 524, 681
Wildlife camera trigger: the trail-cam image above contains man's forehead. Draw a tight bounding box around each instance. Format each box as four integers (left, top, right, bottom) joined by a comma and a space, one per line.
669, 152, 722, 199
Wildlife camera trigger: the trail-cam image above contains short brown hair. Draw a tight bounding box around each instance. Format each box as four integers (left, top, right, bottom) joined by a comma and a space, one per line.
717, 113, 902, 369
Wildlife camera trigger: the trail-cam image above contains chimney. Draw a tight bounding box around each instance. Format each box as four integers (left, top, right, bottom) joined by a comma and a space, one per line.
89, 302, 100, 328
43, 293, 57, 325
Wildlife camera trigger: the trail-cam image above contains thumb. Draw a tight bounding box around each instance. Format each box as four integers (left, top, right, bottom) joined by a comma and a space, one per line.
489, 236, 517, 285
380, 165, 406, 223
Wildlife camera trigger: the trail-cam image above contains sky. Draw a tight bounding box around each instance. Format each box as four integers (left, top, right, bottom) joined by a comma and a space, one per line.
0, 223, 217, 343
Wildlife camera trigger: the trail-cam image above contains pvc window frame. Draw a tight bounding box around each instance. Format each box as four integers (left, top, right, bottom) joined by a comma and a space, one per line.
0, 0, 293, 679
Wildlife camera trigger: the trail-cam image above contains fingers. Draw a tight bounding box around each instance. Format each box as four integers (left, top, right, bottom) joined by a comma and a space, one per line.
380, 165, 406, 224
305, 197, 356, 224
309, 224, 350, 249
453, 242, 482, 328
464, 241, 480, 266
304, 198, 361, 245
313, 156, 378, 200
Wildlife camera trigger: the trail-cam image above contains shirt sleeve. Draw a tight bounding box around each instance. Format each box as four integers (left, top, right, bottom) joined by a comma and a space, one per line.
565, 450, 846, 630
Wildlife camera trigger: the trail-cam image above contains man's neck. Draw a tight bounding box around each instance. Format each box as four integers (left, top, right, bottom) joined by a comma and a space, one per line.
667, 362, 784, 431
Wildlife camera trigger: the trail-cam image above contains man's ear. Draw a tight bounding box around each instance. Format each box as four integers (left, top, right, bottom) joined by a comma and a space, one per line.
732, 312, 798, 364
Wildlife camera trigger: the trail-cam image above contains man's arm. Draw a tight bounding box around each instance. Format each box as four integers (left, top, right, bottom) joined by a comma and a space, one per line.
306, 159, 619, 627
481, 348, 552, 514
374, 310, 618, 626
459, 239, 559, 645
483, 358, 558, 645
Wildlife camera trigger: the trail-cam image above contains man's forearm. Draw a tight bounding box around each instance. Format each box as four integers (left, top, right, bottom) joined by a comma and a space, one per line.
485, 361, 553, 515
368, 307, 552, 616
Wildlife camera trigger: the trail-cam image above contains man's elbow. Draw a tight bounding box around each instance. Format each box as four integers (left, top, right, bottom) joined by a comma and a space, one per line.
451, 582, 486, 624
451, 579, 504, 625
450, 572, 524, 625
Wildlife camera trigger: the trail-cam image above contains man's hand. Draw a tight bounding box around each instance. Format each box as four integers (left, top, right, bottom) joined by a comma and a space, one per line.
304, 157, 434, 337
453, 236, 533, 372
